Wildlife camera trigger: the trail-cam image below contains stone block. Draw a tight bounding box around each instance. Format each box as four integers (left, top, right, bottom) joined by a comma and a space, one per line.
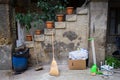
34, 34, 44, 42
76, 8, 88, 15
0, 45, 12, 70
0, 4, 11, 45
44, 36, 52, 44
44, 28, 55, 35
66, 14, 77, 22
25, 41, 34, 48
55, 22, 66, 29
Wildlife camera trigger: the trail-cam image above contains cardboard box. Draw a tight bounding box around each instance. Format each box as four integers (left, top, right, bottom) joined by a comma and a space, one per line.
68, 59, 86, 70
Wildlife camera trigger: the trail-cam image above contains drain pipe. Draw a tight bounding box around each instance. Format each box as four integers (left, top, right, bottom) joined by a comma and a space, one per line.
88, 0, 92, 67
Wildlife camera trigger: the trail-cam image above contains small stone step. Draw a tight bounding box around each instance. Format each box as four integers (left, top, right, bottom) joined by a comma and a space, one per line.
34, 34, 44, 42
44, 35, 52, 44
55, 22, 66, 29
66, 14, 77, 22
25, 41, 34, 48
76, 8, 88, 15
44, 28, 55, 35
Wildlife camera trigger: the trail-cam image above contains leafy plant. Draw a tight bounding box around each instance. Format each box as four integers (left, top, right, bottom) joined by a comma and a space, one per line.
15, 0, 69, 31
31, 13, 44, 29
37, 0, 55, 21
15, 12, 44, 32
105, 56, 120, 69
54, 0, 68, 14
15, 12, 33, 32
37, 0, 68, 21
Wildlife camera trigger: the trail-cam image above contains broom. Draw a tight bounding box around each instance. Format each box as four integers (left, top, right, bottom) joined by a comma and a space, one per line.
89, 38, 98, 76
49, 33, 59, 76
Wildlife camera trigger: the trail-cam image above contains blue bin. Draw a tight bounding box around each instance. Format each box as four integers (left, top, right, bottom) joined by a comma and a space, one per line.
12, 56, 28, 72
12, 48, 29, 72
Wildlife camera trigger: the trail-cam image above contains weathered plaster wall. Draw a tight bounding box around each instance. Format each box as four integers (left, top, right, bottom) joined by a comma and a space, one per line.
106, 43, 117, 56
54, 12, 89, 65
14, 1, 108, 68
0, 45, 12, 69
0, 4, 11, 45
26, 8, 89, 66
0, 3, 12, 69
89, 1, 108, 66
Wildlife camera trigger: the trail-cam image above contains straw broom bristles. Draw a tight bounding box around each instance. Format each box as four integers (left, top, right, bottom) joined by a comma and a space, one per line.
49, 33, 59, 76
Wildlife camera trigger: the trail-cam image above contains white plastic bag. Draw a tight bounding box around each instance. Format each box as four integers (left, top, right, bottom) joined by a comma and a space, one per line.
69, 48, 88, 60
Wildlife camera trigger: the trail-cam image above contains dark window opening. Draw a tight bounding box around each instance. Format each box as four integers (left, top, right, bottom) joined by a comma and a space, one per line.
67, 0, 86, 8
109, 8, 120, 36
107, 0, 120, 43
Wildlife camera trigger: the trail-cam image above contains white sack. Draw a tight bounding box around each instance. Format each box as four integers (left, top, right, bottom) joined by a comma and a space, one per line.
69, 48, 88, 60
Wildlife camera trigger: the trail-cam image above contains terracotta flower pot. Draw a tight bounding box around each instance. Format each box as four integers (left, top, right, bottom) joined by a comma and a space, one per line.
26, 35, 32, 41
66, 7, 74, 15
35, 30, 41, 35
46, 21, 54, 29
56, 14, 64, 22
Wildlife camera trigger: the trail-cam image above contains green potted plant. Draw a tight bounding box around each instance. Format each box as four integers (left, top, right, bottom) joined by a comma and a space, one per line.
55, 0, 69, 21
31, 13, 45, 35
33, 20, 44, 35
15, 12, 34, 41
55, 3, 65, 22
66, 7, 74, 15
37, 0, 56, 29
15, 12, 32, 31
37, 0, 69, 27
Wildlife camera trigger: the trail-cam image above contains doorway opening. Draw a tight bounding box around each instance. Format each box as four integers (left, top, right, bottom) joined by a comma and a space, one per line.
107, 0, 120, 56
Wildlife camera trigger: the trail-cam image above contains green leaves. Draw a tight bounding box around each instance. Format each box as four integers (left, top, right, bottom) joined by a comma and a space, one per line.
37, 0, 68, 21
105, 56, 120, 68
15, 0, 69, 31
16, 12, 33, 32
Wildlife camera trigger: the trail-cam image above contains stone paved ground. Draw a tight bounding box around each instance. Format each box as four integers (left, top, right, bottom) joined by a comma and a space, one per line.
0, 65, 120, 80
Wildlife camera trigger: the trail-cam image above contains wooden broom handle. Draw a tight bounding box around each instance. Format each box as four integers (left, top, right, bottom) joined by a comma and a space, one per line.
52, 33, 55, 59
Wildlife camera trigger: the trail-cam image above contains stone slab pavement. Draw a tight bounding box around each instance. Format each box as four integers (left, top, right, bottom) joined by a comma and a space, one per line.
0, 65, 120, 80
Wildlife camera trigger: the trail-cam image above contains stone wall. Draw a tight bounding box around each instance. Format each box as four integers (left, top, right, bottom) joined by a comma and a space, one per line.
0, 45, 12, 69
0, 0, 109, 69
0, 4, 11, 45
89, 1, 108, 66
25, 7, 89, 66
0, 2, 12, 69
25, 1, 108, 67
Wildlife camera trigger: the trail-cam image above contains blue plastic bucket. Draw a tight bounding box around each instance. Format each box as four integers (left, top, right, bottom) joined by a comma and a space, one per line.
12, 56, 28, 72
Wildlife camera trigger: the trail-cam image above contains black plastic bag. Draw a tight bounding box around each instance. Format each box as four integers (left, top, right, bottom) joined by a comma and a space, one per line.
13, 48, 29, 58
